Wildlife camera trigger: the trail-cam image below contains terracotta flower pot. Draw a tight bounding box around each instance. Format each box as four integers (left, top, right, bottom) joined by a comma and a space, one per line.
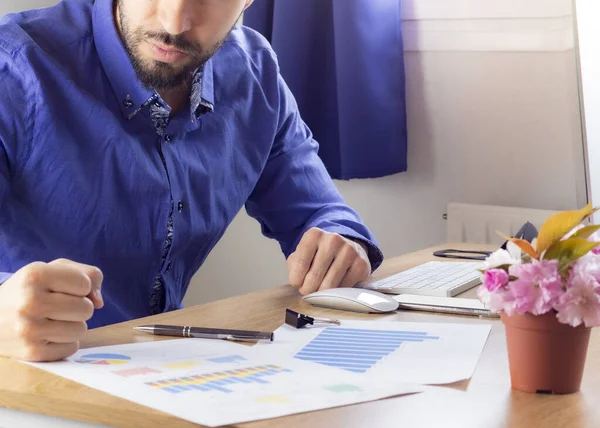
501, 312, 591, 394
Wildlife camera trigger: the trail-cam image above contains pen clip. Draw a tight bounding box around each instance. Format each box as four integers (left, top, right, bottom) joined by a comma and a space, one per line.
225, 334, 273, 342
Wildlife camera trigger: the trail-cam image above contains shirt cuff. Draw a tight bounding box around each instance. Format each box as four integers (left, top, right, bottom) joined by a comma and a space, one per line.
0, 272, 13, 285
341, 233, 384, 273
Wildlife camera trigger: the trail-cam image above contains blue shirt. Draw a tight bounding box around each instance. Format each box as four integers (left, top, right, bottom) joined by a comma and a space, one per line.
0, 0, 383, 328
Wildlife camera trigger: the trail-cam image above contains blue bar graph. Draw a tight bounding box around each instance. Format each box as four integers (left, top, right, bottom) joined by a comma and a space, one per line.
294, 328, 439, 373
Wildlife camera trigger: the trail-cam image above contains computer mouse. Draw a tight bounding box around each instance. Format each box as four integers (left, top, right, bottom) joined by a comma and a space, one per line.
302, 287, 400, 313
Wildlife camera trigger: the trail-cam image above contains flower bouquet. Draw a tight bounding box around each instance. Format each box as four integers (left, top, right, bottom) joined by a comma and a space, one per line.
478, 204, 600, 394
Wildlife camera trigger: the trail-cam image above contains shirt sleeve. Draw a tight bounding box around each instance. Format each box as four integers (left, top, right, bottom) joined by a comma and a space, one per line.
0, 44, 34, 283
245, 70, 384, 272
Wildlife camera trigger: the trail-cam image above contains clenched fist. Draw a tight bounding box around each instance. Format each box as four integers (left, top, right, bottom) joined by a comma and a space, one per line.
287, 228, 371, 295
0, 259, 103, 362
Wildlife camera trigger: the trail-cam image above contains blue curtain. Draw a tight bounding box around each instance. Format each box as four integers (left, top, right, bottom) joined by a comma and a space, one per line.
244, 0, 407, 180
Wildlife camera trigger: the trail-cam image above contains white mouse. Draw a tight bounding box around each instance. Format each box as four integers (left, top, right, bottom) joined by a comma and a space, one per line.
302, 287, 399, 313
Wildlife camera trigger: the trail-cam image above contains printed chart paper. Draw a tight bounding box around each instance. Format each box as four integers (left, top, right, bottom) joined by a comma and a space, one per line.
27, 339, 421, 427
252, 321, 492, 385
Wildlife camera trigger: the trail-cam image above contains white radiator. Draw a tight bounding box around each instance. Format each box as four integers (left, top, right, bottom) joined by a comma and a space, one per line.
446, 203, 559, 245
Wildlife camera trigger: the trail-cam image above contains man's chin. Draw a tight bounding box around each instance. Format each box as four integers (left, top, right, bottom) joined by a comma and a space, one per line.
134, 66, 196, 91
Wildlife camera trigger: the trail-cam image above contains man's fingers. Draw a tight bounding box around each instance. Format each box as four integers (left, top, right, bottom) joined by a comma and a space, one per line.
319, 246, 356, 290
339, 258, 371, 289
19, 262, 91, 297
41, 293, 95, 322
21, 341, 80, 363
298, 234, 345, 295
288, 230, 320, 288
49, 259, 104, 308
42, 319, 88, 344
15, 317, 88, 344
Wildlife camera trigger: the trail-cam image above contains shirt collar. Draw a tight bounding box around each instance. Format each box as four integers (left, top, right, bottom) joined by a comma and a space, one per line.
92, 0, 215, 120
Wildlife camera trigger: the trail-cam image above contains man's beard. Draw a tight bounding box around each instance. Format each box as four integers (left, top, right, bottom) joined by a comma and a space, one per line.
116, 1, 231, 91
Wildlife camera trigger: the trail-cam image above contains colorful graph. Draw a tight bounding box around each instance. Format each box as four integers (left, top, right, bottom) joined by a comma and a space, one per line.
75, 353, 132, 366
207, 355, 247, 364
294, 328, 439, 373
113, 367, 161, 377
146, 365, 292, 394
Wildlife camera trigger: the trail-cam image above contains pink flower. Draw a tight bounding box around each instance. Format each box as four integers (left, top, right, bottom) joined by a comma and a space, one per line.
572, 252, 600, 282
556, 274, 600, 327
586, 231, 600, 255
508, 260, 563, 316
477, 287, 515, 314
482, 269, 509, 292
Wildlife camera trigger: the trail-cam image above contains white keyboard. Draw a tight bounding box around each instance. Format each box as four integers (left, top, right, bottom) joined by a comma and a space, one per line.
357, 261, 483, 297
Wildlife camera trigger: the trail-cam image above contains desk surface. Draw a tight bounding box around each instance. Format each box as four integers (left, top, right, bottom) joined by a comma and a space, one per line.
1, 243, 599, 428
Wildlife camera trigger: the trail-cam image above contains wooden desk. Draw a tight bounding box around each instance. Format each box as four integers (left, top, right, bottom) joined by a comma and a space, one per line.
1, 243, 599, 428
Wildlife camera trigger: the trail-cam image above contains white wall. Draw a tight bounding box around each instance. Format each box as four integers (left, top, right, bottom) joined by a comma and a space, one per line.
0, 0, 57, 16
185, 0, 586, 305
575, 0, 600, 223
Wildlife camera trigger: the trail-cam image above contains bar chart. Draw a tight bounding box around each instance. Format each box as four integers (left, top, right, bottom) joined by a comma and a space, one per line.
294, 327, 439, 373
146, 364, 292, 394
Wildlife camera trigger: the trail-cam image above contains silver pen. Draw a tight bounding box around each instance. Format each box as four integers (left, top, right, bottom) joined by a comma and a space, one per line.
134, 324, 274, 342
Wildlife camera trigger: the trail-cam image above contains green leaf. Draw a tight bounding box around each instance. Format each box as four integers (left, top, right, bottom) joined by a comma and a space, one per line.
544, 237, 600, 273
572, 225, 600, 240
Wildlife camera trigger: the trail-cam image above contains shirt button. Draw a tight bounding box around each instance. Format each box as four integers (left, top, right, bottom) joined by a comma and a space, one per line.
177, 200, 185, 213
166, 263, 172, 272
165, 134, 173, 143
124, 98, 133, 108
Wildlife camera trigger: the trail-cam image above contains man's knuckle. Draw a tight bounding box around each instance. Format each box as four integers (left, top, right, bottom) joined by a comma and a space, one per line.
81, 298, 95, 320
342, 246, 358, 263
325, 234, 344, 251
357, 260, 370, 277
74, 321, 88, 339
17, 291, 41, 318
15, 319, 37, 341
20, 263, 47, 287
307, 228, 322, 239
79, 273, 93, 295
87, 266, 104, 285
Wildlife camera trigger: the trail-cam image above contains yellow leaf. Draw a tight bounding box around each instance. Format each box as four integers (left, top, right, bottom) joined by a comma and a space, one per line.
497, 232, 538, 260
536, 204, 599, 256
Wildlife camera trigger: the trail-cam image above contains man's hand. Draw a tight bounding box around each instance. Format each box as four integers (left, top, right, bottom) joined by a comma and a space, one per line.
287, 228, 371, 295
0, 259, 103, 362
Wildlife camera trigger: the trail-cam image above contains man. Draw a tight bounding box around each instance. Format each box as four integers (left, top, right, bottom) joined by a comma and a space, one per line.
0, 0, 383, 362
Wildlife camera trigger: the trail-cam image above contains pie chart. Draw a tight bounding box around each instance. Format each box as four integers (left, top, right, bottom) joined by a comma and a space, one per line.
76, 353, 132, 365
